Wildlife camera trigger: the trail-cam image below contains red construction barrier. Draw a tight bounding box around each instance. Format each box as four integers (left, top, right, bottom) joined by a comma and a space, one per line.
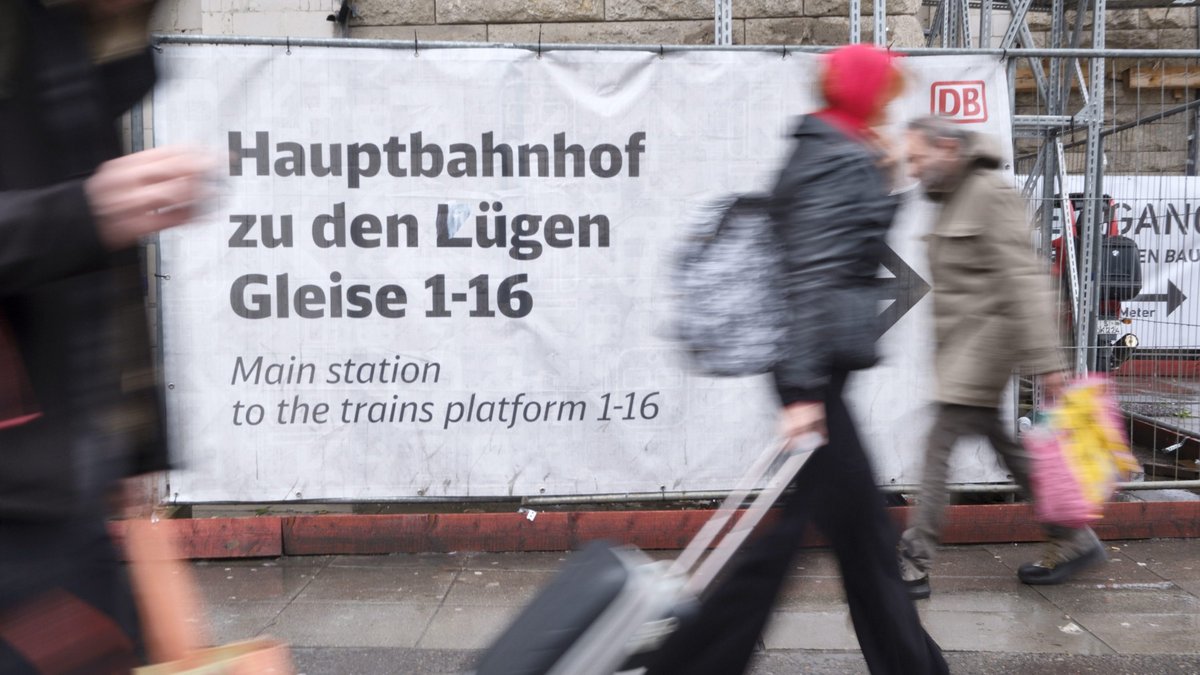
106, 501, 1200, 559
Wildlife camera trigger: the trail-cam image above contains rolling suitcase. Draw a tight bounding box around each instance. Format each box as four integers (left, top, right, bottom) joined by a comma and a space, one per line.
469, 434, 822, 675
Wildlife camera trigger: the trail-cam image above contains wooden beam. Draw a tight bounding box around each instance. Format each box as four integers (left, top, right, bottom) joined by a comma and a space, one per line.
1014, 62, 1086, 93
1124, 66, 1200, 90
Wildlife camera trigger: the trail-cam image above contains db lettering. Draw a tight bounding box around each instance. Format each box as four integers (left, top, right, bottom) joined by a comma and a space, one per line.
930, 82, 988, 123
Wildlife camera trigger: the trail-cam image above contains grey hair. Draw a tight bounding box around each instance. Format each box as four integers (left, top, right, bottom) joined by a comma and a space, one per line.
906, 115, 972, 146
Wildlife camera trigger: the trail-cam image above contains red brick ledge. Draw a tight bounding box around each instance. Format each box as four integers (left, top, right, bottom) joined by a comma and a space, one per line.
108, 516, 283, 559
108, 501, 1200, 559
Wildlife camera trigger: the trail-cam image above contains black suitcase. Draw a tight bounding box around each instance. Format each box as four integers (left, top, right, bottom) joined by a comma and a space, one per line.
469, 436, 820, 675
1099, 235, 1143, 301
470, 541, 668, 675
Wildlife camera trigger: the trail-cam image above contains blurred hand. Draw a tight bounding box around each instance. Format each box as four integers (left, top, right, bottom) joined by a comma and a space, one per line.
85, 146, 215, 251
1042, 370, 1069, 402
779, 401, 827, 447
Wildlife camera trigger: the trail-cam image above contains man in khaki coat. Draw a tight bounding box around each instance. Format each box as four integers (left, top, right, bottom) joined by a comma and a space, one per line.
897, 116, 1104, 599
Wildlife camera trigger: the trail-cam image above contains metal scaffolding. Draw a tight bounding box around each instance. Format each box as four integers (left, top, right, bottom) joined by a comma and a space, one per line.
839, 0, 1112, 373
918, 0, 1112, 374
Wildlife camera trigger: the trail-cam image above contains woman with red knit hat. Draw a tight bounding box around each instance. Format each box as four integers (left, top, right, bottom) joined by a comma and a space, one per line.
643, 44, 948, 675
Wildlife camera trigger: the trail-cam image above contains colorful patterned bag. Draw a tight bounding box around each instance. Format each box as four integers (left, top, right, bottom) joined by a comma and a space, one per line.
672, 195, 788, 377
1024, 376, 1138, 527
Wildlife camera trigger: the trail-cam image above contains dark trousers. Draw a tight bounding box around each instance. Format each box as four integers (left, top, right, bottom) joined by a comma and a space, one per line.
0, 515, 142, 674
899, 404, 1092, 579
646, 373, 948, 675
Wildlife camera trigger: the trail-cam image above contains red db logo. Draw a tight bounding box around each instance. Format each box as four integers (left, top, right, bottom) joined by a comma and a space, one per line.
930, 81, 988, 123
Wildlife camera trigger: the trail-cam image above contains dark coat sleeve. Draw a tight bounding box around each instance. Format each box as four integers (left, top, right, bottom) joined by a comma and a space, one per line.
766, 133, 895, 405
98, 47, 156, 120
0, 180, 109, 294
767, 142, 843, 404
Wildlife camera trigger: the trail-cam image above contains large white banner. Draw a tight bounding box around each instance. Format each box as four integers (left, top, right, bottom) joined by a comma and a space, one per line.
155, 45, 1014, 501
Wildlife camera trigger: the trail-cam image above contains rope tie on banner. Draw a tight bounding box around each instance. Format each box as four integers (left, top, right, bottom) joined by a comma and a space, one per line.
781, 45, 788, 59
285, 36, 291, 55
414, 31, 419, 57
537, 26, 543, 58
658, 44, 665, 59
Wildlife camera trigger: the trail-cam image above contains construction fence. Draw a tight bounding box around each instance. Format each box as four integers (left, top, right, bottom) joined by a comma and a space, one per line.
144, 36, 1200, 501
1012, 50, 1200, 487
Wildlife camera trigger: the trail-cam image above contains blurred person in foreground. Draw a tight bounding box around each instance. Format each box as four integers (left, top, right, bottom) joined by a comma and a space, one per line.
644, 45, 948, 675
898, 115, 1105, 600
0, 0, 211, 671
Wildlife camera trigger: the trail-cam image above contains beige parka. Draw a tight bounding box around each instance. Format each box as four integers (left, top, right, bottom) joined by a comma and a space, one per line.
924, 133, 1064, 407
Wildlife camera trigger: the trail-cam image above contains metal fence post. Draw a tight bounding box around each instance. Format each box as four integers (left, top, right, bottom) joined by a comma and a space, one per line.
980, 0, 992, 48
714, 0, 733, 46
958, 0, 971, 48
942, 0, 951, 47
1077, 0, 1107, 374
874, 0, 886, 46
851, 0, 862, 44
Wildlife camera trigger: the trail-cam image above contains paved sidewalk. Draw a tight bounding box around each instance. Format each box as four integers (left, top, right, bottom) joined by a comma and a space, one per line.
193, 539, 1200, 674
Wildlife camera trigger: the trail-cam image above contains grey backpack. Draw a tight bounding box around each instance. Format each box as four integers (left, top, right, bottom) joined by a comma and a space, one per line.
672, 195, 789, 377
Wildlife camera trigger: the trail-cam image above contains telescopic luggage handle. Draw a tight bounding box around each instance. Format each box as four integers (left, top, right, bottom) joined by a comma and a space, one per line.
670, 433, 822, 595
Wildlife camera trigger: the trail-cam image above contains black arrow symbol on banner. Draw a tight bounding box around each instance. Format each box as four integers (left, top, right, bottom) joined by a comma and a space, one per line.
879, 245, 931, 334
1131, 280, 1188, 317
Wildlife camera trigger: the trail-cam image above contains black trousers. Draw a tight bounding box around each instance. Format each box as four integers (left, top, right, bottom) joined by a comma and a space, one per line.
646, 373, 948, 675
0, 515, 142, 674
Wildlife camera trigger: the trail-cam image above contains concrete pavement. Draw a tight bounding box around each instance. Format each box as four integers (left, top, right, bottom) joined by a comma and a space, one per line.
193, 539, 1200, 674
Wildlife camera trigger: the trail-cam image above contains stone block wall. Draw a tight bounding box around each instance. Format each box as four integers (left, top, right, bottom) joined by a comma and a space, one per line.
148, 1, 1200, 175
347, 0, 926, 46
1025, 7, 1197, 49
151, 0, 928, 47
152, 0, 340, 36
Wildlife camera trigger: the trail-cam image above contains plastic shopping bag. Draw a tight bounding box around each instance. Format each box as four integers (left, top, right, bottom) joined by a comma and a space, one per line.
1025, 376, 1138, 527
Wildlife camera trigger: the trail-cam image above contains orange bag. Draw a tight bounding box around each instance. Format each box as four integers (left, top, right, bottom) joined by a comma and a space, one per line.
124, 518, 295, 674
133, 639, 294, 675
123, 519, 212, 662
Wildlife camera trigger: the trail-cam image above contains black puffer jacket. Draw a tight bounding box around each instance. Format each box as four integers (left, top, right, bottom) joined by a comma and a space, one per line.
768, 116, 899, 404
0, 1, 167, 520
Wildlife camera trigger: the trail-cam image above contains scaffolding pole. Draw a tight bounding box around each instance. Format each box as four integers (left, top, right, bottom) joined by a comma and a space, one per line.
1077, 0, 1107, 374
715, 0, 733, 46
851, 0, 862, 44
980, 0, 993, 48
875, 0, 887, 46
